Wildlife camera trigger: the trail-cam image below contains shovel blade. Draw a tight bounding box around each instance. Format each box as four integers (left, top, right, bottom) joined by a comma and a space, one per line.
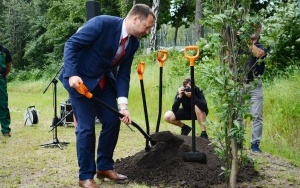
182, 151, 207, 164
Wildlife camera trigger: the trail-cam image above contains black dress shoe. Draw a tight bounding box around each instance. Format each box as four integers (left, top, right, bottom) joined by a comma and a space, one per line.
96, 170, 128, 184
79, 179, 99, 188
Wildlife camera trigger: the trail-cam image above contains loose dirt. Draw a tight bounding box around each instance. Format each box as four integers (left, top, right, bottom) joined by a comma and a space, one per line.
114, 131, 258, 187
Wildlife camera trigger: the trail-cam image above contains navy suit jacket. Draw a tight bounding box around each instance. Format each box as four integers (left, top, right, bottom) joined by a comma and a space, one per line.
60, 15, 139, 98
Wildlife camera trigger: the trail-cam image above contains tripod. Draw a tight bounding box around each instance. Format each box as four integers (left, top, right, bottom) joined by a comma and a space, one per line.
40, 66, 69, 149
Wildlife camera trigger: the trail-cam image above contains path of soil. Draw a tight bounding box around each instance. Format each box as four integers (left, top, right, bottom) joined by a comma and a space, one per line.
114, 131, 257, 187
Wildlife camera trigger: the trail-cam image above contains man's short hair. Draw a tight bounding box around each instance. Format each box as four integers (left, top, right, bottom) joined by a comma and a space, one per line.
250, 23, 262, 40
250, 32, 260, 40
183, 77, 191, 86
128, 4, 155, 20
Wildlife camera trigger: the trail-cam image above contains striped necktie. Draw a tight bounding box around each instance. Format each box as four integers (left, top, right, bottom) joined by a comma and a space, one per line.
99, 36, 129, 89
113, 36, 128, 65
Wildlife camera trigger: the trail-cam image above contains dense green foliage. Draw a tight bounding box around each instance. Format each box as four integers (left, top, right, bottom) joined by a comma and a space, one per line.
199, 0, 257, 183
0, 0, 85, 78
0, 0, 191, 79
262, 1, 300, 78
195, 0, 300, 185
169, 0, 196, 46
1, 0, 298, 82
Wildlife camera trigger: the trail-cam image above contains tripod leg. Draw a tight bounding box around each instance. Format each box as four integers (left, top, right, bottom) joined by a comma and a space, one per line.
57, 143, 63, 150
24, 117, 28, 126
41, 77, 70, 149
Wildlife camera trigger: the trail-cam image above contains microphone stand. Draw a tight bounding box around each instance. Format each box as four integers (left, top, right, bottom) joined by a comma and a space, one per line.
40, 66, 69, 149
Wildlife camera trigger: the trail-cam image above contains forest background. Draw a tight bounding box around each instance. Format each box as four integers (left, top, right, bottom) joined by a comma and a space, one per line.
0, 0, 299, 80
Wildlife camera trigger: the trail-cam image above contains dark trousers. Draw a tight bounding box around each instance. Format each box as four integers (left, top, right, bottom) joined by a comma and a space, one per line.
69, 83, 120, 180
0, 76, 11, 134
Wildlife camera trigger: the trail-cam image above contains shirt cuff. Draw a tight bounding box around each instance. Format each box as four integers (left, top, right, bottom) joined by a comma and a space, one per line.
117, 97, 128, 104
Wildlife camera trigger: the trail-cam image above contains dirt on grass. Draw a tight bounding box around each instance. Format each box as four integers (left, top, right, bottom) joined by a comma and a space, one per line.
114, 131, 258, 188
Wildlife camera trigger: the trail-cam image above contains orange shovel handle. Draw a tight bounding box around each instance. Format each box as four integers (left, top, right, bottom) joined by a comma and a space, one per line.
157, 50, 168, 67
75, 82, 153, 142
76, 82, 93, 99
137, 62, 145, 80
184, 46, 200, 66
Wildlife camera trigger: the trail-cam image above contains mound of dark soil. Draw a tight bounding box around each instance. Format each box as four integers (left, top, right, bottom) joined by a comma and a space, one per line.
115, 131, 258, 187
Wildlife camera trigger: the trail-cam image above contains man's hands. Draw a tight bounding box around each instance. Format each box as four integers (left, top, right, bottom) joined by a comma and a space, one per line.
70, 76, 132, 125
251, 45, 265, 58
177, 86, 191, 98
119, 109, 131, 125
237, 31, 265, 58
119, 103, 131, 125
177, 86, 184, 98
69, 76, 83, 89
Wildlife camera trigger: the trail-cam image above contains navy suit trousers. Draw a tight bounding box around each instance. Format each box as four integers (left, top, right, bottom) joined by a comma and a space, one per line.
70, 82, 120, 180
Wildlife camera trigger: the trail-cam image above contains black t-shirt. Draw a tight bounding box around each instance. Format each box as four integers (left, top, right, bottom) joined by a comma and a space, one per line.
247, 42, 268, 81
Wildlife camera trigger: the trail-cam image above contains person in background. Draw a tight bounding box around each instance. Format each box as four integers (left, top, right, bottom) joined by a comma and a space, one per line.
59, 4, 155, 188
244, 26, 268, 153
164, 77, 209, 139
0, 44, 12, 137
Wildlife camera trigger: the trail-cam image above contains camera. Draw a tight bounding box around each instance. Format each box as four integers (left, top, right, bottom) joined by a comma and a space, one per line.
184, 86, 191, 92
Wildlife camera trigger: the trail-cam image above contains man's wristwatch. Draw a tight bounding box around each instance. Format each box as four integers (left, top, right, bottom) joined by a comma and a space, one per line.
119, 107, 128, 110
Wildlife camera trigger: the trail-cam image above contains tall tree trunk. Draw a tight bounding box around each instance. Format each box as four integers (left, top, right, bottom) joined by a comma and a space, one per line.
150, 0, 160, 52
174, 26, 179, 46
222, 24, 240, 188
230, 138, 238, 188
194, 0, 204, 43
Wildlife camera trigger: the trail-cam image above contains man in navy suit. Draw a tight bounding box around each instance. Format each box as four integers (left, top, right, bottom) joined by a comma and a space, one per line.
60, 4, 155, 188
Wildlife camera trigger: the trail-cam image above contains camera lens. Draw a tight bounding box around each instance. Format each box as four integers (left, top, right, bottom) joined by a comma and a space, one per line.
184, 86, 191, 92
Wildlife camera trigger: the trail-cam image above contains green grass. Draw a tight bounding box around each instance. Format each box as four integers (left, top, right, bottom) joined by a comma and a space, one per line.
261, 73, 300, 166
1, 56, 300, 187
